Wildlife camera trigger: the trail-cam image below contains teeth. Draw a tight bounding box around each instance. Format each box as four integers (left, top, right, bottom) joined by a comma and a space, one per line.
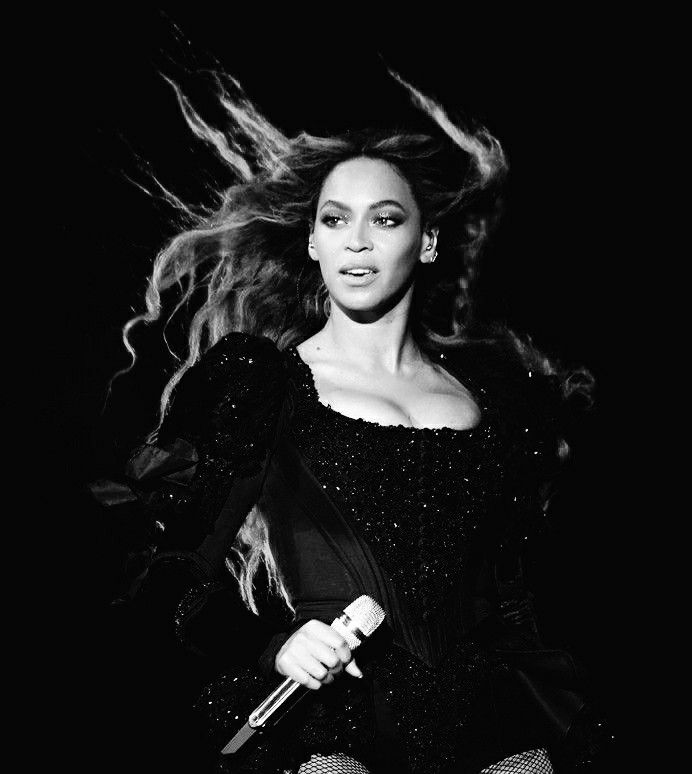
345, 269, 372, 275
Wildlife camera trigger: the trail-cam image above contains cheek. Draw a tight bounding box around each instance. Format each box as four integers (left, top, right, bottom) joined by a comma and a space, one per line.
313, 229, 341, 257
385, 234, 421, 270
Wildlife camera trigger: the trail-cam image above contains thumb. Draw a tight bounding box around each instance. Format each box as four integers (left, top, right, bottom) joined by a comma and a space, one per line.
344, 659, 363, 679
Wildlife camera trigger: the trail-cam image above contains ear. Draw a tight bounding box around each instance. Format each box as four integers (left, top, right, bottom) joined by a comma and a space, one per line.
419, 226, 439, 264
307, 226, 319, 262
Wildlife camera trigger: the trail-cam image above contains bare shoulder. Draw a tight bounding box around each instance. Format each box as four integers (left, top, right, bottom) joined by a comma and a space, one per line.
295, 332, 331, 366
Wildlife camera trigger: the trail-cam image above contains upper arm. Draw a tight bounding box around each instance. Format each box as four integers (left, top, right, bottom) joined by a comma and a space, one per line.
130, 331, 288, 575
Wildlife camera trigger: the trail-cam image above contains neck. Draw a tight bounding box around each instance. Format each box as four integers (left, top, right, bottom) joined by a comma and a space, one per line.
320, 288, 424, 373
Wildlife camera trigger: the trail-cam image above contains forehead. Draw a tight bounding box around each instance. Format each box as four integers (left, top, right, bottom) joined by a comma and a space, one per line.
318, 157, 417, 209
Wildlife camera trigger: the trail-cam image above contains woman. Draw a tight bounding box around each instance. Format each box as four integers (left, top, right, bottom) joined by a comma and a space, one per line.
102, 71, 599, 772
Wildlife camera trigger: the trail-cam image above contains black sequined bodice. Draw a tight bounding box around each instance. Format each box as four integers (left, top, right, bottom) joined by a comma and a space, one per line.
279, 347, 527, 770
285, 347, 507, 625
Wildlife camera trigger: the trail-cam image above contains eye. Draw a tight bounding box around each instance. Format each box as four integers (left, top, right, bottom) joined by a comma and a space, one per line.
373, 213, 401, 227
320, 213, 346, 227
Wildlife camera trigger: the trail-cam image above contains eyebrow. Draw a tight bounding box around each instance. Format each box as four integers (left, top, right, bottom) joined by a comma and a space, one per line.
319, 199, 407, 213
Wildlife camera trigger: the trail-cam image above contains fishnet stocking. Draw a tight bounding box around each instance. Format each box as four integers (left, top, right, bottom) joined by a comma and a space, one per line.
289, 746, 553, 773
479, 747, 553, 773
294, 753, 371, 773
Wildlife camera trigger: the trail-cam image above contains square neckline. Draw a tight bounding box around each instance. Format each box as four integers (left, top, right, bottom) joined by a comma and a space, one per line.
286, 346, 489, 435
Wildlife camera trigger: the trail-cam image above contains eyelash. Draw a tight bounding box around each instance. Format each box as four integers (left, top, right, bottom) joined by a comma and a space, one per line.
320, 213, 401, 228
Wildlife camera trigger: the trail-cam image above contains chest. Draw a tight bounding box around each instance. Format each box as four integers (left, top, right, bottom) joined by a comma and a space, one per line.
308, 357, 481, 431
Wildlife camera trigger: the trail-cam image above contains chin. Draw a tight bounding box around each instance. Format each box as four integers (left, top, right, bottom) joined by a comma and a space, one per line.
330, 289, 377, 305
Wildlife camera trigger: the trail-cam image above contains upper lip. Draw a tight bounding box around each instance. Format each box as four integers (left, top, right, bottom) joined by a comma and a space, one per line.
339, 264, 378, 273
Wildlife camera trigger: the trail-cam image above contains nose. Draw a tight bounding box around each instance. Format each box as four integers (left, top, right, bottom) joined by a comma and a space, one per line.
346, 219, 373, 252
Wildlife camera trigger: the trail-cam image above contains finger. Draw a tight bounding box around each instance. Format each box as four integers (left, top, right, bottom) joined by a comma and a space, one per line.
320, 637, 352, 667
332, 642, 353, 666
311, 641, 342, 670
287, 664, 322, 690
300, 654, 330, 682
344, 660, 364, 679
314, 626, 353, 663
296, 622, 353, 670
277, 645, 327, 683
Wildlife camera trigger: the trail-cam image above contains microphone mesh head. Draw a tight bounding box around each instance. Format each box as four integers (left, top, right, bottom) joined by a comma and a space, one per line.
344, 595, 386, 637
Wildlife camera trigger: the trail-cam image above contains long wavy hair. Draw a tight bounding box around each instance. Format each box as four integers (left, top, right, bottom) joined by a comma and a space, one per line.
119, 70, 591, 616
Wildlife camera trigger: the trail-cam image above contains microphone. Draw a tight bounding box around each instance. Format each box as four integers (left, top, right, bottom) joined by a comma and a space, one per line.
221, 595, 386, 755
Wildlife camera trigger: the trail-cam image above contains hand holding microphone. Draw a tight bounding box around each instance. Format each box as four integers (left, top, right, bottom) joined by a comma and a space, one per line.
221, 595, 385, 755
274, 618, 364, 688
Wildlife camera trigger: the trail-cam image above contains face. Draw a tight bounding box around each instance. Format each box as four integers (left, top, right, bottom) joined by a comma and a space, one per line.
308, 157, 437, 319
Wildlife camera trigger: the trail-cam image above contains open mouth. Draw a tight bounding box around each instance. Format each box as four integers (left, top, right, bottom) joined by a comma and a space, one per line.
339, 268, 379, 286
339, 268, 378, 276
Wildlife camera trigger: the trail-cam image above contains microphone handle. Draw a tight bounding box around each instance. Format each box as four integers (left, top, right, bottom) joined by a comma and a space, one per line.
250, 659, 345, 728
249, 676, 303, 728
220, 683, 313, 756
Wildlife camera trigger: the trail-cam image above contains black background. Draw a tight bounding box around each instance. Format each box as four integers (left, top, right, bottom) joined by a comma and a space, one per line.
48, 10, 632, 771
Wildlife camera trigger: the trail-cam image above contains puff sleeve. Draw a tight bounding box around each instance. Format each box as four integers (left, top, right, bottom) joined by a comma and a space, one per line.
94, 331, 290, 662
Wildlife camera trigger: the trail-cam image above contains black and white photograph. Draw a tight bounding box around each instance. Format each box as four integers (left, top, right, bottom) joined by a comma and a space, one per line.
51, 12, 627, 772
